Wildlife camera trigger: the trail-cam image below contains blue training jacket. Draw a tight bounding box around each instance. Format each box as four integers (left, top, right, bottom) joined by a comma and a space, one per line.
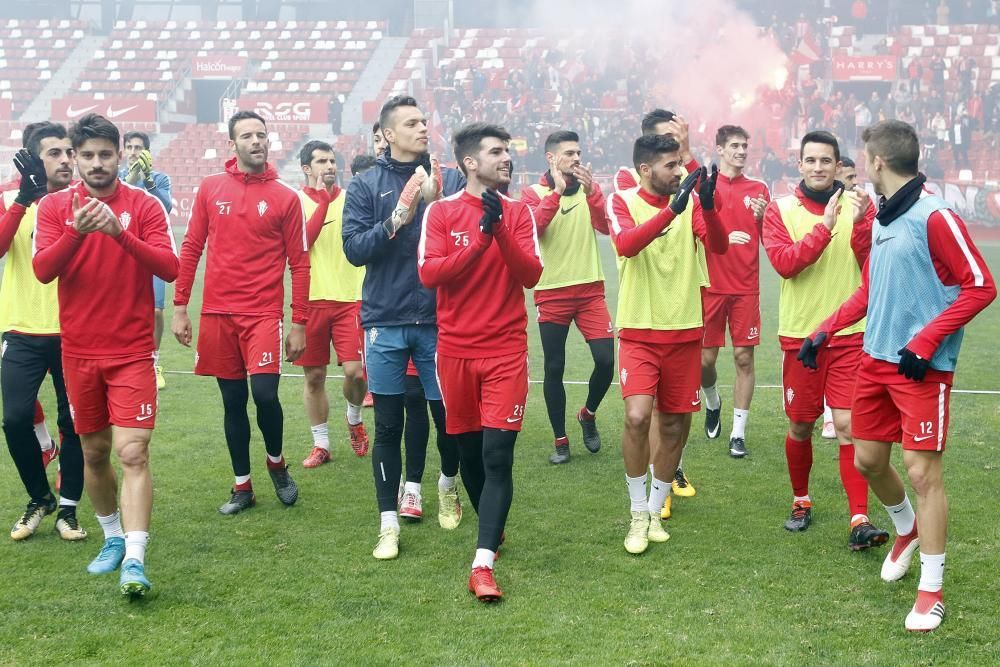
342, 152, 465, 328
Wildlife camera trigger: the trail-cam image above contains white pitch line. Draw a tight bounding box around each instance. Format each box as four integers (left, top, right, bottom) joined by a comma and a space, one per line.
161, 370, 1000, 396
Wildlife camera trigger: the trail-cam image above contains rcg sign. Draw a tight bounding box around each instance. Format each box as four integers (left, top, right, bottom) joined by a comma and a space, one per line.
234, 98, 327, 123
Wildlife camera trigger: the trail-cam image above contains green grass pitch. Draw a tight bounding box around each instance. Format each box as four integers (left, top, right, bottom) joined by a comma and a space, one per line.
1, 242, 998, 665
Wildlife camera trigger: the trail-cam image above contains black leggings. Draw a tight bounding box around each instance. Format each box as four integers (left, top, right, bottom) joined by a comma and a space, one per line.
403, 374, 460, 483
539, 323, 615, 439
456, 428, 516, 552
1, 333, 83, 504
217, 374, 283, 477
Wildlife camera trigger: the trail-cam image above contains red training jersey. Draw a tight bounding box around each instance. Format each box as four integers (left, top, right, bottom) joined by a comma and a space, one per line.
607, 186, 727, 344
174, 158, 310, 324
32, 180, 179, 358
705, 172, 770, 295
817, 204, 995, 385
418, 190, 543, 358
762, 184, 875, 350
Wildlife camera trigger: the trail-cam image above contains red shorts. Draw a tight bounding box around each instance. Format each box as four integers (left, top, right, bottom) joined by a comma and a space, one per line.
63, 353, 158, 433
781, 345, 861, 422
536, 295, 614, 341
852, 376, 952, 451
294, 300, 363, 367
618, 338, 702, 413
196, 314, 284, 380
437, 352, 529, 434
702, 292, 761, 348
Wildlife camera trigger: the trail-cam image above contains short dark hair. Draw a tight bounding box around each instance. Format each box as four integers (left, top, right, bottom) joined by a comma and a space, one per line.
372, 121, 381, 134
123, 131, 151, 149
632, 134, 681, 171
641, 109, 676, 136
379, 96, 419, 132
299, 139, 334, 166
800, 130, 840, 162
228, 110, 267, 140
862, 120, 919, 176
715, 124, 749, 147
544, 130, 579, 153
22, 122, 47, 149
452, 122, 512, 176
23, 121, 67, 155
350, 154, 377, 176
839, 156, 856, 169
69, 113, 119, 150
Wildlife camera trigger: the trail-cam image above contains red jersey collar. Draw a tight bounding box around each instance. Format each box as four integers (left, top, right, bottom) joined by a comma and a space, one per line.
225, 157, 278, 182
636, 186, 671, 208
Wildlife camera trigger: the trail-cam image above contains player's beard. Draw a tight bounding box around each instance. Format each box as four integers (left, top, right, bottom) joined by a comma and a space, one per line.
650, 173, 680, 198
83, 169, 116, 190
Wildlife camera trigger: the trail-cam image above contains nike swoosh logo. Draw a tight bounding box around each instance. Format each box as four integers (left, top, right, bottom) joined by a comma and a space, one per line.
135, 414, 154, 422
560, 204, 580, 215
655, 227, 672, 238
380, 191, 393, 198
746, 333, 759, 340
692, 399, 701, 406
107, 105, 138, 118
258, 360, 275, 367
67, 104, 98, 118
322, 220, 336, 226
912, 434, 934, 442
506, 416, 523, 423
875, 236, 896, 246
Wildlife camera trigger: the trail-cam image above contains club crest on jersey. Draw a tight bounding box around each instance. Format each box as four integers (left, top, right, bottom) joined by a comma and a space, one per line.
119, 211, 132, 230
785, 387, 795, 405
743, 195, 752, 209
369, 328, 379, 345
257, 200, 269, 217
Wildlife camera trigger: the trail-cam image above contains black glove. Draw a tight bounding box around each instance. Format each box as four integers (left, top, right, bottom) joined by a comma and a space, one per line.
669, 167, 703, 216
796, 332, 828, 370
480, 188, 503, 235
698, 163, 719, 210
897, 347, 929, 382
13, 149, 47, 207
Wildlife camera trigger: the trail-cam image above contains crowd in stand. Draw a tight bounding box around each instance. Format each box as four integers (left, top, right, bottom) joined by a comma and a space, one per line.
397, 1, 997, 183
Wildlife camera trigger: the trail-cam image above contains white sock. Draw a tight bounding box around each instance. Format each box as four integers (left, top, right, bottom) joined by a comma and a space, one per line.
793, 495, 811, 504
96, 511, 124, 539
235, 474, 251, 486
380, 511, 399, 531
702, 384, 721, 410
59, 498, 79, 508
884, 496, 916, 535
124, 531, 149, 563
731, 409, 749, 439
472, 548, 495, 570
310, 423, 330, 450
35, 422, 53, 450
266, 453, 283, 464
851, 513, 869, 526
403, 481, 421, 497
918, 552, 945, 593
648, 477, 671, 515
346, 402, 363, 426
626, 473, 648, 513
438, 473, 456, 492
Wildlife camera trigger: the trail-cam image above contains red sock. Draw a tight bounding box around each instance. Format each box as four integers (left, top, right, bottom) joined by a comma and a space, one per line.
266, 456, 286, 470
554, 436, 569, 447
578, 407, 595, 421
34, 400, 45, 425
839, 443, 869, 518
235, 479, 252, 492
785, 434, 813, 498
